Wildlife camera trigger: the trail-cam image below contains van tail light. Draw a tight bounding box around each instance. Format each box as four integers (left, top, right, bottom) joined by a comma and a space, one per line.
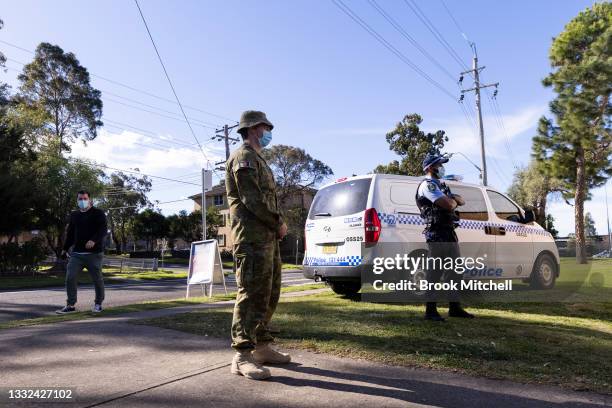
364, 208, 381, 244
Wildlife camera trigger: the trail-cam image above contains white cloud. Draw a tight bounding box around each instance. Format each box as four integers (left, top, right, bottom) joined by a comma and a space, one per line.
69, 128, 223, 174
430, 104, 547, 160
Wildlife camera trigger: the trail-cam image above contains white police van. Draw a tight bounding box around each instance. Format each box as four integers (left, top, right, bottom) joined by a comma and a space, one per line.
303, 174, 560, 296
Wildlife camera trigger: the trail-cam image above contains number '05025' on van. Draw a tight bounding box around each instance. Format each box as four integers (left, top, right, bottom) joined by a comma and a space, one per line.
302, 174, 560, 297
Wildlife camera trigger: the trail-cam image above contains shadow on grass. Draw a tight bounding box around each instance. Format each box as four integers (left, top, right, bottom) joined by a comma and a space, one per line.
138, 295, 612, 393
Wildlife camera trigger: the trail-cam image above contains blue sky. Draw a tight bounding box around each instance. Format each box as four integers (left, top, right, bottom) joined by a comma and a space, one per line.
1, 0, 609, 236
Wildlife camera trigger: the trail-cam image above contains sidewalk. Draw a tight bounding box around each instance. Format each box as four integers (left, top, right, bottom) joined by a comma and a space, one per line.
1, 290, 609, 408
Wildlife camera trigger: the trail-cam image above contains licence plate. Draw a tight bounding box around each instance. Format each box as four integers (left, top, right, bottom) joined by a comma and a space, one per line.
322, 245, 337, 254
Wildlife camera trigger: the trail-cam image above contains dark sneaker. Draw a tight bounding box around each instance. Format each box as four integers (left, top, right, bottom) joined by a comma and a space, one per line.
448, 308, 475, 318
424, 312, 446, 322
56, 305, 76, 315
91, 304, 103, 313
448, 302, 475, 318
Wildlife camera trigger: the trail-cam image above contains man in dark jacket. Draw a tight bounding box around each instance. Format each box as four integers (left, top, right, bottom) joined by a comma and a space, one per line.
56, 190, 108, 314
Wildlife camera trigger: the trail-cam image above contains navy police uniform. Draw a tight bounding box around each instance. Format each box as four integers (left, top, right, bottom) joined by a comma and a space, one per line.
416, 153, 474, 321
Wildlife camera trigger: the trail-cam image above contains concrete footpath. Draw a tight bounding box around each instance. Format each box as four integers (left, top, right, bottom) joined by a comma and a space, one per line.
1, 290, 610, 408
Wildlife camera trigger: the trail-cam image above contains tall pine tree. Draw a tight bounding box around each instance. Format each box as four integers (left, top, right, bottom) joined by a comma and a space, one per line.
532, 3, 611, 264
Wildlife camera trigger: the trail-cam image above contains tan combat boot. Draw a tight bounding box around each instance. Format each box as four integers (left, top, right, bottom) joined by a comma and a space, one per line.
252, 343, 291, 364
230, 351, 271, 380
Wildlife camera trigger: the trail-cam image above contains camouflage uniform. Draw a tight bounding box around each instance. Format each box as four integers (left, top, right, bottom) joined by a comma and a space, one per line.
226, 141, 283, 350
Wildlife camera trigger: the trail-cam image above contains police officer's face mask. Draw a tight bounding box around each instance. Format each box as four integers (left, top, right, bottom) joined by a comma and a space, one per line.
436, 165, 446, 179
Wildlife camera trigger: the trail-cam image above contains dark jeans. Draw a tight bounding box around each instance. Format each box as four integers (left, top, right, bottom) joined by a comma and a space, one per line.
66, 252, 105, 305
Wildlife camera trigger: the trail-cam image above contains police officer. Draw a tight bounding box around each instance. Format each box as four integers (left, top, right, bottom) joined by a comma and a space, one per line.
416, 153, 475, 321
226, 110, 290, 380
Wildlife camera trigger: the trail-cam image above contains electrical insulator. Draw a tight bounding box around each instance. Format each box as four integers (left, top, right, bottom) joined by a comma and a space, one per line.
459, 94, 465, 102
458, 75, 464, 83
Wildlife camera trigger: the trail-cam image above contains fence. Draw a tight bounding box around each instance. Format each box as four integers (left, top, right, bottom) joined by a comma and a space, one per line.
103, 256, 158, 273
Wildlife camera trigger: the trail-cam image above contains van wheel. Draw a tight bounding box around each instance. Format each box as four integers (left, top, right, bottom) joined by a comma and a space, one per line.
530, 254, 556, 290
411, 269, 427, 298
329, 281, 361, 296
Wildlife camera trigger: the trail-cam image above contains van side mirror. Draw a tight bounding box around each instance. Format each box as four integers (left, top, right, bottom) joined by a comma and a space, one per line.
523, 209, 535, 224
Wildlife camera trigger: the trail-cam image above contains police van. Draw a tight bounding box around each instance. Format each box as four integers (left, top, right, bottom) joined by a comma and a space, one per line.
303, 174, 560, 296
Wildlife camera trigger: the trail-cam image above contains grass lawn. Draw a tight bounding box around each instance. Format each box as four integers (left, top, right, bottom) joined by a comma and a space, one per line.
0, 267, 187, 290
0, 283, 325, 330
138, 258, 612, 394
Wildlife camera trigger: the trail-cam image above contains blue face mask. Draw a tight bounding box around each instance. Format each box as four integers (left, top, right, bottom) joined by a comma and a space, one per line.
78, 199, 90, 209
260, 130, 272, 148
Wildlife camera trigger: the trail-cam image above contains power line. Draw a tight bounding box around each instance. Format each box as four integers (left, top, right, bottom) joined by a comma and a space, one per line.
331, 0, 456, 100
133, 0, 209, 164
101, 90, 221, 127
403, 0, 470, 72
439, 0, 472, 49
4, 61, 220, 151
367, 0, 456, 82
70, 158, 201, 186
5, 57, 224, 128
103, 96, 218, 130
102, 118, 212, 148
104, 198, 192, 210
0, 39, 235, 123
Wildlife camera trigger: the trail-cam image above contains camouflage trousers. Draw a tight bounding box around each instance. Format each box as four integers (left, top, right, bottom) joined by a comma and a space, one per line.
231, 240, 282, 350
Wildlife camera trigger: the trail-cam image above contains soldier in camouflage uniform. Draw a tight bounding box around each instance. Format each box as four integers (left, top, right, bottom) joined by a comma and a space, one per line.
226, 110, 289, 380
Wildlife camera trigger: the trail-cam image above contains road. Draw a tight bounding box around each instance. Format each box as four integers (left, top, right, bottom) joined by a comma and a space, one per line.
0, 270, 312, 323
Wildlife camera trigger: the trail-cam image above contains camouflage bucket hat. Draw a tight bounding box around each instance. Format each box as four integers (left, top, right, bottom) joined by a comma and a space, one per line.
237, 110, 274, 135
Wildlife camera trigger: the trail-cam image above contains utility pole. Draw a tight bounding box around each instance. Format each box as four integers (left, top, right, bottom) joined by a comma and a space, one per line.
459, 44, 498, 186
214, 124, 240, 161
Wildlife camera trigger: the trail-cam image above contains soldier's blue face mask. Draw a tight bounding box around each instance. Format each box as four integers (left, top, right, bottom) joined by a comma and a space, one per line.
260, 130, 272, 148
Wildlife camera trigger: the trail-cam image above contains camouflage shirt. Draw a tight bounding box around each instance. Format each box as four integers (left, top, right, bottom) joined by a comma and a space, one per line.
225, 142, 283, 244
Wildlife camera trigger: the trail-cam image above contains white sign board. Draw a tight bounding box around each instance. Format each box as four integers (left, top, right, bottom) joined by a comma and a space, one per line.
202, 169, 213, 191
186, 239, 227, 298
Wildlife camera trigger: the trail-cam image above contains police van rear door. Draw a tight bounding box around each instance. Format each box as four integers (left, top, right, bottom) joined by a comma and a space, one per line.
304, 177, 372, 267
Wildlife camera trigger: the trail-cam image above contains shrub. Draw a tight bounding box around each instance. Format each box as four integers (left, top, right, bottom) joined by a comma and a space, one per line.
0, 238, 48, 276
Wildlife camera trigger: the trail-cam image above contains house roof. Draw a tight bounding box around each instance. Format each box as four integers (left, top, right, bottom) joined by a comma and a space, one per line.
188, 183, 227, 200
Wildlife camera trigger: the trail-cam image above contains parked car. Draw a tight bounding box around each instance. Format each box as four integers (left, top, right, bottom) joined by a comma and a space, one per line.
303, 174, 560, 296
593, 250, 612, 258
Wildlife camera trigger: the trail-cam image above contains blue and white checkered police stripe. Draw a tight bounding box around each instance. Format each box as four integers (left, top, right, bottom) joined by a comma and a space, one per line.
346, 255, 362, 266
377, 212, 551, 237
303, 256, 363, 266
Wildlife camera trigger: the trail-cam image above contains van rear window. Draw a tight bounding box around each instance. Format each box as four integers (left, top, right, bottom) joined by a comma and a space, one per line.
308, 178, 372, 219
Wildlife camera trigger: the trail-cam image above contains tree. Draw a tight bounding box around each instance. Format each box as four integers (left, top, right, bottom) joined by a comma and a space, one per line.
132, 209, 168, 251
168, 210, 195, 245
374, 113, 448, 176
0, 118, 40, 242
544, 214, 559, 238
584, 212, 597, 237
262, 145, 333, 206
16, 43, 103, 154
99, 172, 152, 253
205, 207, 223, 240
532, 3, 611, 264
507, 161, 562, 226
